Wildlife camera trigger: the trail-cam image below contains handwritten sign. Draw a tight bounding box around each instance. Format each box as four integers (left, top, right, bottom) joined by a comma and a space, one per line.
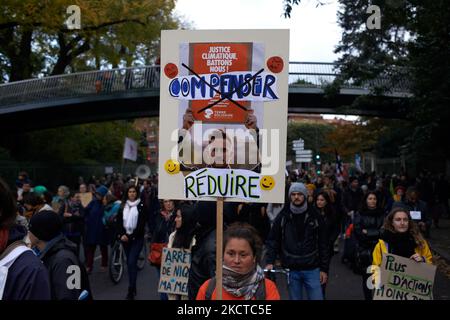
158, 248, 191, 296
373, 253, 436, 300
184, 168, 261, 201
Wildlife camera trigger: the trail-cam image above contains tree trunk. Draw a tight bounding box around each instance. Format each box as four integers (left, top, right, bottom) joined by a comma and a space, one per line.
9, 30, 33, 81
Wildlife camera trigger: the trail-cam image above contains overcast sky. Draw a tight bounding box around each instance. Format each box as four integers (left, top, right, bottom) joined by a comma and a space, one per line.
174, 0, 342, 62
174, 0, 356, 120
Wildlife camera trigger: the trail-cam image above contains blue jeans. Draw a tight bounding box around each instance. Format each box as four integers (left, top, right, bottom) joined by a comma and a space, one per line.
123, 238, 144, 290
288, 268, 323, 300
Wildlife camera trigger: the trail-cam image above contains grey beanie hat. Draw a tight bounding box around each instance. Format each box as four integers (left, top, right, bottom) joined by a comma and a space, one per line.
289, 182, 307, 197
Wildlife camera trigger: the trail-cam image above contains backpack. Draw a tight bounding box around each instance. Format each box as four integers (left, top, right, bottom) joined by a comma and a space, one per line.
0, 241, 32, 300
204, 277, 266, 300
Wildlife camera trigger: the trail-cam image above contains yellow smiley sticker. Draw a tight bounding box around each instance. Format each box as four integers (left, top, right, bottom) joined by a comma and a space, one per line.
164, 159, 180, 175
260, 176, 275, 191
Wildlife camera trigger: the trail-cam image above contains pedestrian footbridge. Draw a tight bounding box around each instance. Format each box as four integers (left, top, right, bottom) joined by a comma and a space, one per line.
0, 62, 411, 131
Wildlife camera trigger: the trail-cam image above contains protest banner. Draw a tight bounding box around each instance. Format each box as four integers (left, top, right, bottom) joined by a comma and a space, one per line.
373, 253, 436, 300
159, 29, 289, 299
158, 247, 191, 296
159, 29, 289, 204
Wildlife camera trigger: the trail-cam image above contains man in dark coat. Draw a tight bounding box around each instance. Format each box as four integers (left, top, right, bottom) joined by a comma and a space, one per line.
28, 210, 92, 300
265, 182, 330, 300
84, 185, 109, 272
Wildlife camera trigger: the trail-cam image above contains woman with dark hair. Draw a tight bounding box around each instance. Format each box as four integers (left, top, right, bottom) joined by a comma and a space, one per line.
116, 185, 147, 300
372, 207, 432, 266
196, 222, 280, 300
353, 191, 385, 300
166, 204, 197, 300
314, 191, 339, 298
151, 199, 177, 300
0, 178, 51, 300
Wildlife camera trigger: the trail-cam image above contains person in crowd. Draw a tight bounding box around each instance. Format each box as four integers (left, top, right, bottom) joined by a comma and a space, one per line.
140, 179, 160, 236
305, 183, 316, 204
314, 191, 340, 299
394, 186, 431, 238
265, 182, 329, 300
372, 207, 432, 266
58, 191, 84, 257
342, 177, 364, 228
188, 201, 218, 300
375, 179, 393, 214
197, 223, 280, 300
115, 185, 147, 300
17, 180, 32, 204
84, 185, 109, 273
353, 191, 384, 300
236, 203, 270, 242
266, 202, 284, 228
28, 210, 92, 300
102, 193, 121, 245
151, 199, 177, 300
23, 192, 53, 220
167, 204, 197, 300
393, 185, 406, 202
78, 183, 93, 208
0, 178, 51, 300
51, 185, 70, 213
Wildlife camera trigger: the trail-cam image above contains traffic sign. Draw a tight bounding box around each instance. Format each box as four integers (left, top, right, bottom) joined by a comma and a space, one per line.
292, 147, 305, 151
296, 158, 312, 163
292, 144, 304, 149
295, 150, 312, 155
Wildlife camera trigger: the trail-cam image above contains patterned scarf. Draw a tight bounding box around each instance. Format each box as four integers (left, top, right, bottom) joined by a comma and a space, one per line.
222, 264, 265, 300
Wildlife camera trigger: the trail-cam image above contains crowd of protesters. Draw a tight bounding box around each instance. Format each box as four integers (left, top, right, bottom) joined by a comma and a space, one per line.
1, 166, 449, 300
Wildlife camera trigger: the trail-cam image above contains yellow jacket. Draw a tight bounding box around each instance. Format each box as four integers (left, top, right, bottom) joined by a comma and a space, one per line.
372, 239, 433, 266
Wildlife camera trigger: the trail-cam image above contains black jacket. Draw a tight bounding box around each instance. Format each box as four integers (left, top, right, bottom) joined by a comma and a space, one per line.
266, 205, 330, 273
39, 235, 91, 300
116, 201, 147, 241
353, 208, 384, 250
2, 225, 51, 300
188, 226, 216, 300
342, 187, 364, 214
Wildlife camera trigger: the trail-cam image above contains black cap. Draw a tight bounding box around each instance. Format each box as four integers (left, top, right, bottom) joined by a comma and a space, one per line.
29, 210, 63, 241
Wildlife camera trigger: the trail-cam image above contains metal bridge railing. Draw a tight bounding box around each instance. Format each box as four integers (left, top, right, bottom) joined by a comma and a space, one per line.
0, 62, 410, 110
0, 66, 161, 109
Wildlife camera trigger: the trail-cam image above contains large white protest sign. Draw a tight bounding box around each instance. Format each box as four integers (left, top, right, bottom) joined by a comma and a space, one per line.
373, 253, 436, 300
158, 30, 289, 203
158, 248, 191, 296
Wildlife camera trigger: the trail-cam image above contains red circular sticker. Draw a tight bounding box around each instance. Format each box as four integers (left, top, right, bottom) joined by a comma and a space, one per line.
164, 63, 178, 78
267, 56, 284, 73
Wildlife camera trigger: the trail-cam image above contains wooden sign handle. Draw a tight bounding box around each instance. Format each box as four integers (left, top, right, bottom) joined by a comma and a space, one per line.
216, 197, 224, 300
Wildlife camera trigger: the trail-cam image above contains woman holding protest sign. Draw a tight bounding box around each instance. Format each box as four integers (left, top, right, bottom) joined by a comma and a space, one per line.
372, 207, 433, 266
150, 199, 177, 300
116, 185, 147, 300
166, 204, 197, 300
196, 223, 280, 300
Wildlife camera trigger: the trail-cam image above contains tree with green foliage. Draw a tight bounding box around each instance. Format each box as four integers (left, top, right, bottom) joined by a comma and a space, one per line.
284, 0, 450, 163
0, 120, 141, 165
0, 0, 179, 82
